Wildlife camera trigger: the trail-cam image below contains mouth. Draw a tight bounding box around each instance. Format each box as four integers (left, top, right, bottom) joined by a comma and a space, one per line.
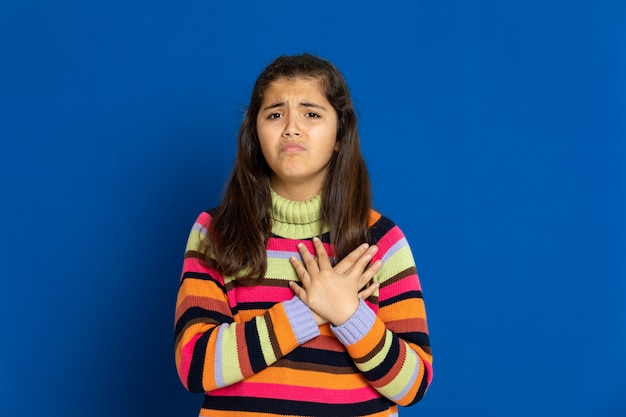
281, 143, 306, 152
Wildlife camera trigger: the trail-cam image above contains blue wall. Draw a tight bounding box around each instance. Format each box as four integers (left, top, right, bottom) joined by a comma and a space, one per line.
1, 1, 624, 416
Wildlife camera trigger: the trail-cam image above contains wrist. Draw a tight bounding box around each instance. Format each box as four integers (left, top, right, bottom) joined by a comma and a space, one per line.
331, 299, 377, 345
330, 297, 360, 326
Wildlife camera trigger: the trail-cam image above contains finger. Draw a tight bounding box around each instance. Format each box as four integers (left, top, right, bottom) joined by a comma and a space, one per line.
289, 281, 305, 298
358, 259, 382, 289
311, 237, 332, 269
334, 243, 369, 274
297, 242, 319, 274
290, 255, 311, 285
346, 245, 379, 276
358, 282, 379, 300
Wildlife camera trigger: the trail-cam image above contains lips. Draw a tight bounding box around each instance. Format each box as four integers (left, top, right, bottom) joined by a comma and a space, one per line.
281, 143, 306, 152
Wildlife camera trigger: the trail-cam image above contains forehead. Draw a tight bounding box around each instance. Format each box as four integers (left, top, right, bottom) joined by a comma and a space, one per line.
262, 77, 327, 101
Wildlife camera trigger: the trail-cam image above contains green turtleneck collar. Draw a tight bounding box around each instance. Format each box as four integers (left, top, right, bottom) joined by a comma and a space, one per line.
270, 188, 327, 239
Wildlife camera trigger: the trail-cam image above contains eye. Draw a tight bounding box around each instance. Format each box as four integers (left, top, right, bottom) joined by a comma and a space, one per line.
267, 112, 282, 120
305, 112, 320, 118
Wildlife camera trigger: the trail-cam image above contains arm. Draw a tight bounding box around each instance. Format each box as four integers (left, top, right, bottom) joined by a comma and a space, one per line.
174, 212, 320, 393
331, 222, 433, 405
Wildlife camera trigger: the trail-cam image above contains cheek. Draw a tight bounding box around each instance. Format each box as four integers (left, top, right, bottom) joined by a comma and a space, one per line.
256, 126, 273, 151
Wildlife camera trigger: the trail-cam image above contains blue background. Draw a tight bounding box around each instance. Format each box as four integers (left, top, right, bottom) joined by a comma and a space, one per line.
1, 1, 625, 416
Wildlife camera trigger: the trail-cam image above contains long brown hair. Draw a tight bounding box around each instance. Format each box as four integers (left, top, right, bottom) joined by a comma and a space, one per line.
204, 54, 372, 281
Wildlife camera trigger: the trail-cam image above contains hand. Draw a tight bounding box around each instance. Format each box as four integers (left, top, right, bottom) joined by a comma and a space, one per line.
289, 237, 382, 326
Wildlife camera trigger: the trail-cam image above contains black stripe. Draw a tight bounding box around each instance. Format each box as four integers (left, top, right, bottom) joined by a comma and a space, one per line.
187, 332, 211, 393
174, 307, 232, 341
363, 335, 400, 382
379, 290, 423, 308
368, 215, 396, 243
180, 271, 226, 291
236, 301, 277, 310
244, 319, 266, 373
397, 331, 431, 348
408, 364, 431, 405
203, 395, 391, 416
284, 346, 354, 368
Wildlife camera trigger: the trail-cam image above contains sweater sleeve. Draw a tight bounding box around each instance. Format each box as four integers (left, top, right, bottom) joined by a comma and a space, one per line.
331, 219, 433, 406
174, 212, 320, 393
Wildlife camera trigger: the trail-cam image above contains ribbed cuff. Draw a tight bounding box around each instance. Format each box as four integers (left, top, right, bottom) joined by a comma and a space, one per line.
331, 299, 377, 346
283, 296, 320, 344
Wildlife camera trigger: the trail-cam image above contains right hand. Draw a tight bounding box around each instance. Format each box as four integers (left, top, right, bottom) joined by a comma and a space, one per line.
289, 238, 382, 326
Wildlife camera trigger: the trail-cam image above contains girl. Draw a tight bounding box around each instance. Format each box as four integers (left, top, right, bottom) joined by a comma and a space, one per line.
174, 54, 433, 416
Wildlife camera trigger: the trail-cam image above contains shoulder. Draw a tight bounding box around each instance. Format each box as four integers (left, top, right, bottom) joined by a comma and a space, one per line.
367, 209, 413, 255
185, 209, 217, 250
368, 209, 405, 241
367, 209, 418, 279
191, 208, 218, 231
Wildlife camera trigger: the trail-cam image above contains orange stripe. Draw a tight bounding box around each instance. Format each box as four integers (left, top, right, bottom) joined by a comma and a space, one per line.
379, 298, 426, 321
201, 332, 218, 390
349, 318, 387, 358
238, 309, 271, 321
268, 304, 298, 355
368, 209, 382, 227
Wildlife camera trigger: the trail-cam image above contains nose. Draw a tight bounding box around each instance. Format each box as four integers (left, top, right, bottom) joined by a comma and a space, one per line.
282, 115, 301, 137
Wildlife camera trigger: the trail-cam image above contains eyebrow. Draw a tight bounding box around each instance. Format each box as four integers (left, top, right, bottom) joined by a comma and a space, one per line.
261, 101, 328, 112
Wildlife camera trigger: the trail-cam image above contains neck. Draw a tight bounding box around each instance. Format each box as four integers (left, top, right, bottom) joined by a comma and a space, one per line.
270, 177, 324, 201
270, 188, 325, 238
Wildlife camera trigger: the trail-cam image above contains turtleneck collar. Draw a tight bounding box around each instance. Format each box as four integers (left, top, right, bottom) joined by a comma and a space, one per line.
270, 188, 326, 239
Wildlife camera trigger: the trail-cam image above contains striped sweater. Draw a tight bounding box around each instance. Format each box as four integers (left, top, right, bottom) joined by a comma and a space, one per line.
174, 191, 433, 416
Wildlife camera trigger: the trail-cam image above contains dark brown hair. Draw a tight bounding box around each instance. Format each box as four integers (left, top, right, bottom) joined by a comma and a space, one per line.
204, 53, 372, 281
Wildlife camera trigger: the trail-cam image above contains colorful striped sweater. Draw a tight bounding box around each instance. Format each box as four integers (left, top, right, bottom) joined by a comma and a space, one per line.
174, 191, 433, 416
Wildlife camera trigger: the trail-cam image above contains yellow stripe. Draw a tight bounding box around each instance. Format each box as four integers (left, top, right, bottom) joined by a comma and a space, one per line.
256, 316, 277, 365
378, 343, 418, 398
266, 257, 298, 281
219, 324, 244, 385
378, 245, 416, 283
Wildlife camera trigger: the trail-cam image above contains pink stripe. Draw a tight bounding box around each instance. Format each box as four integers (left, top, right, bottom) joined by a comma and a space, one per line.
196, 211, 212, 225
182, 257, 208, 273
382, 274, 422, 300
374, 225, 405, 256
212, 381, 380, 403
181, 258, 225, 283
228, 286, 294, 303
268, 238, 333, 255
178, 333, 203, 389
424, 357, 434, 385
364, 299, 379, 314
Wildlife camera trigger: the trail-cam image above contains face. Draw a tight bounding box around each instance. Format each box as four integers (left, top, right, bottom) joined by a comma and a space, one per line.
256, 77, 339, 200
